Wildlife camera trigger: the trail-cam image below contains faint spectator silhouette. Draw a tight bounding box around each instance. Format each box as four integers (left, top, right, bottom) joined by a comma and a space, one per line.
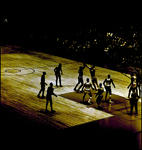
46, 82, 57, 113
54, 63, 63, 87
37, 72, 47, 98
74, 63, 86, 92
103, 74, 116, 103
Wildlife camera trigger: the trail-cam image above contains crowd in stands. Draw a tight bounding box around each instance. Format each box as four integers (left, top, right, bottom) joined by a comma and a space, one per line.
57, 26, 142, 70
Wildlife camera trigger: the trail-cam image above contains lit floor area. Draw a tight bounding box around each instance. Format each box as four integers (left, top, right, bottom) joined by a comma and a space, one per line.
1, 45, 141, 149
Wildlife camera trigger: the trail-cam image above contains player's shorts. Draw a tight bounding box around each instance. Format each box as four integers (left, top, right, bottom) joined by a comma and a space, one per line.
105, 86, 111, 95
84, 90, 92, 97
55, 73, 61, 77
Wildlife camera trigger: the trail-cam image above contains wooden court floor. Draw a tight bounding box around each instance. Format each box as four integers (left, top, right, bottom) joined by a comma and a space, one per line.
1, 45, 141, 148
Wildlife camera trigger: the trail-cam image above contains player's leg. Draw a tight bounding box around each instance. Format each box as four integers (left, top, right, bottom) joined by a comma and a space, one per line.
92, 78, 97, 90
109, 87, 113, 103
74, 77, 80, 91
50, 99, 53, 112
128, 87, 132, 98
105, 87, 108, 102
59, 75, 62, 87
41, 86, 45, 98
82, 92, 86, 102
37, 89, 42, 97
88, 92, 92, 104
78, 78, 84, 91
130, 102, 134, 115
37, 84, 43, 97
56, 75, 58, 86
46, 99, 49, 112
96, 96, 102, 108
94, 77, 99, 88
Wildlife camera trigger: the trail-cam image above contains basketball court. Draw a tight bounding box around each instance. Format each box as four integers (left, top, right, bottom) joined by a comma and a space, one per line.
1, 45, 141, 148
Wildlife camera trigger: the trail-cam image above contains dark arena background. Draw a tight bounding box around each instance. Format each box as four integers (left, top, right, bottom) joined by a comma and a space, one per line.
1, 1, 142, 149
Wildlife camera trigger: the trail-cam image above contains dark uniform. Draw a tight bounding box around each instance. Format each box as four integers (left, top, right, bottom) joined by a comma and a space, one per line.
46, 83, 57, 112
130, 91, 139, 115
37, 72, 47, 98
54, 63, 63, 87
74, 65, 85, 91
96, 83, 104, 108
86, 65, 98, 90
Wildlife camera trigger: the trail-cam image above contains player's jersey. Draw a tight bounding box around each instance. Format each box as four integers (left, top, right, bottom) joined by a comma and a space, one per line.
78, 67, 83, 75
41, 75, 45, 85
84, 82, 92, 91
98, 87, 104, 96
54, 66, 61, 75
46, 86, 54, 100
105, 78, 112, 87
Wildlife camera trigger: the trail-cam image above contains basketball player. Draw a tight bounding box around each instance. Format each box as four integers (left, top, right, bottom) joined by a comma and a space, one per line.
54, 63, 63, 87
127, 74, 137, 98
37, 71, 47, 98
46, 82, 57, 113
103, 74, 116, 103
86, 64, 98, 90
95, 83, 104, 109
74, 63, 85, 92
82, 78, 94, 104
129, 90, 139, 115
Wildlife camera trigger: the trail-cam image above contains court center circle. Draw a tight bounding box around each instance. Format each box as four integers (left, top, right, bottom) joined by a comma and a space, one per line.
1, 67, 35, 76
5, 69, 21, 73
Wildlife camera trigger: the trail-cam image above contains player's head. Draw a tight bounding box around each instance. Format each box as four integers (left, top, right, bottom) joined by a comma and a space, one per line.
99, 83, 102, 87
43, 71, 46, 75
50, 82, 53, 87
108, 74, 111, 78
86, 78, 89, 82
59, 63, 62, 68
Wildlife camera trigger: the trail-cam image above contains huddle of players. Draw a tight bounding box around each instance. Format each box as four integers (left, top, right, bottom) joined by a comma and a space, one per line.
74, 63, 116, 108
